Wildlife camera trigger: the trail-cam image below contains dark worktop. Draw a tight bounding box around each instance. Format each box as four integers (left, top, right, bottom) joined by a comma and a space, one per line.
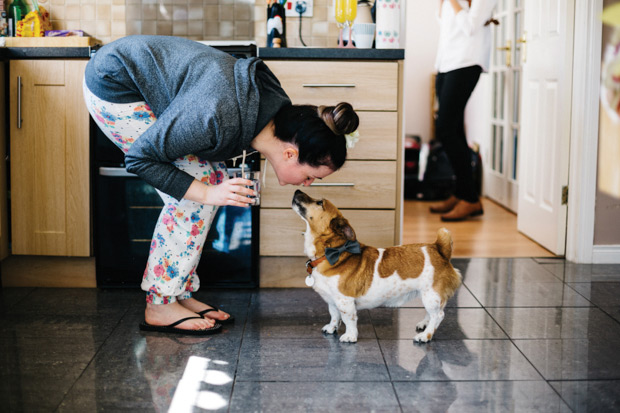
0, 46, 95, 59
258, 47, 404, 60
0, 45, 404, 60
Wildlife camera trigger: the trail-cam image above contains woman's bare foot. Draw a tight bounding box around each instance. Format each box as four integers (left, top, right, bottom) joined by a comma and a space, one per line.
145, 301, 216, 330
179, 297, 232, 322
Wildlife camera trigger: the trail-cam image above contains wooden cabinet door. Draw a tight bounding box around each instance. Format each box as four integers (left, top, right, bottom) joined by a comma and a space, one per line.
9, 60, 90, 256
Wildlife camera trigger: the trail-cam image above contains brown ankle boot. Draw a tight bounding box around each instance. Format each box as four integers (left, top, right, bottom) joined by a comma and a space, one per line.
429, 195, 460, 214
440, 200, 484, 222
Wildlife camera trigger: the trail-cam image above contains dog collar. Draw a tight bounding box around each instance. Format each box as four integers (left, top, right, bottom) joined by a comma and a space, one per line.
306, 256, 327, 274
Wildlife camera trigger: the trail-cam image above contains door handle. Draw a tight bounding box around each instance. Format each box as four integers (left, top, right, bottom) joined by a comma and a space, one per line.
302, 84, 356, 88
99, 167, 138, 177
496, 40, 512, 67
517, 32, 527, 63
17, 76, 22, 129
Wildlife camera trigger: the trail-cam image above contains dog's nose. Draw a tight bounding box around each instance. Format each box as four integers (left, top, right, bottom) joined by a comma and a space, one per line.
294, 189, 305, 198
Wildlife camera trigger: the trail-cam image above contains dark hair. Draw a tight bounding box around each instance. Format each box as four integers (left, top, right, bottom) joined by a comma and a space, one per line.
273, 102, 359, 171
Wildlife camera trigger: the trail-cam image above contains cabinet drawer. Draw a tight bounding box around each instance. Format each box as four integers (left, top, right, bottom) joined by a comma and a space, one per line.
349, 111, 398, 160
266, 61, 399, 111
261, 160, 397, 209
260, 209, 396, 256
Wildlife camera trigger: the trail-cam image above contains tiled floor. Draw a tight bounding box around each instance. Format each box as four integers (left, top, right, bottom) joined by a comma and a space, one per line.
1, 258, 620, 412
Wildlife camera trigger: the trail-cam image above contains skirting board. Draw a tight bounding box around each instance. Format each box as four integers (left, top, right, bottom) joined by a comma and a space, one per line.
592, 245, 620, 264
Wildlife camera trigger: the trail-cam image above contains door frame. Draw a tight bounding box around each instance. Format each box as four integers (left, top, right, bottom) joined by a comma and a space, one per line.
566, 0, 607, 263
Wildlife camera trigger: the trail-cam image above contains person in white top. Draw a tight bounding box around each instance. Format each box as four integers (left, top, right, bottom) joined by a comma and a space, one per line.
429, 0, 498, 221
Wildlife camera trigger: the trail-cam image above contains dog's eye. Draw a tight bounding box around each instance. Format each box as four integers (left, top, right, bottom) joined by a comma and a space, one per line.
317, 200, 323, 207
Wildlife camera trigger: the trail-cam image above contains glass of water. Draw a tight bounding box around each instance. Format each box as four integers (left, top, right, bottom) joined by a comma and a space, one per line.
234, 170, 261, 206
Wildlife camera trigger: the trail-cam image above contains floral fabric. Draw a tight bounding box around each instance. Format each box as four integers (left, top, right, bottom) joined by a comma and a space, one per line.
83, 80, 227, 305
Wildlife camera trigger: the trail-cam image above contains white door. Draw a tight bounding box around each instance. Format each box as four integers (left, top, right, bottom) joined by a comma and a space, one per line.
517, 0, 575, 255
485, 0, 524, 213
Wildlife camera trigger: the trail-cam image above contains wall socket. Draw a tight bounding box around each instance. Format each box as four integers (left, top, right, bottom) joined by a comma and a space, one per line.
284, 0, 314, 17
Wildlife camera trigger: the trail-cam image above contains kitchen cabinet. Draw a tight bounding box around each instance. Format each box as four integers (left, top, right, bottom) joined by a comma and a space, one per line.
9, 59, 90, 256
260, 59, 404, 287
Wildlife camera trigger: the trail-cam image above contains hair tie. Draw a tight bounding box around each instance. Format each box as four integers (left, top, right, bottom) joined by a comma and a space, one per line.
344, 130, 359, 149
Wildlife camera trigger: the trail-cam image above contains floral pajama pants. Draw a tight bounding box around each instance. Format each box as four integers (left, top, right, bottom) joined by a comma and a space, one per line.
83, 80, 228, 305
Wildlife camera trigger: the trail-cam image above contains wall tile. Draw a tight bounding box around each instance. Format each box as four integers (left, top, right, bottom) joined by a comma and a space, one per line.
111, 19, 126, 35
204, 5, 219, 21
96, 19, 110, 36
219, 4, 233, 21
65, 4, 81, 20
126, 20, 142, 35
219, 20, 233, 38
97, 4, 111, 20
172, 21, 188, 35
156, 20, 173, 35
172, 5, 188, 20
140, 4, 156, 20
188, 19, 202, 35
111, 5, 125, 20
188, 5, 203, 20
41, 0, 338, 45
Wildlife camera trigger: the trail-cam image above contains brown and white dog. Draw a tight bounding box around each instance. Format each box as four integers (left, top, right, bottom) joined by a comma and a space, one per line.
292, 190, 462, 343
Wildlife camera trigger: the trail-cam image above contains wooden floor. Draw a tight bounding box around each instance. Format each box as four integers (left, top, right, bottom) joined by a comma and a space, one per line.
403, 197, 555, 258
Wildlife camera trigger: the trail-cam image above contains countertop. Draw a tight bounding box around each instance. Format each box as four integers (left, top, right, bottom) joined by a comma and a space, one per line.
258, 47, 404, 60
1, 45, 404, 60
0, 46, 94, 59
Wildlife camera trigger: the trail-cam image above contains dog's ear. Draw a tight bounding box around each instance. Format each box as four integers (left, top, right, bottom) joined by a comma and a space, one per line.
330, 217, 357, 241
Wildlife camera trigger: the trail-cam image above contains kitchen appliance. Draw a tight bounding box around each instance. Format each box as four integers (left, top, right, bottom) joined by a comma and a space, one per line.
92, 41, 259, 288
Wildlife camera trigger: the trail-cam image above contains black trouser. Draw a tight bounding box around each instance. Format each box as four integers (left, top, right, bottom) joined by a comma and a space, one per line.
435, 65, 482, 203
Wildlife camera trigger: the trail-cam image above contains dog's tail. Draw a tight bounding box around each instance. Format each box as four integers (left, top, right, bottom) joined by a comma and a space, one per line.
435, 228, 453, 260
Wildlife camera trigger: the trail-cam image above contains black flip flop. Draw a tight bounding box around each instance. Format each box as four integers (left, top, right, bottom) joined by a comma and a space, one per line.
139, 316, 222, 335
196, 303, 235, 324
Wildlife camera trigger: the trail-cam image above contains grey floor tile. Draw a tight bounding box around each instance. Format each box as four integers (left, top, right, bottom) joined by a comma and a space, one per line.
236, 337, 390, 382
5, 288, 138, 316
371, 308, 507, 340
0, 312, 124, 347
399, 285, 481, 308
601, 306, 620, 323
0, 336, 96, 412
487, 307, 620, 340
250, 287, 327, 307
543, 262, 620, 283
230, 382, 400, 412
514, 337, 620, 380
569, 282, 620, 307
193, 288, 254, 308
0, 287, 35, 314
395, 381, 571, 413
60, 357, 234, 412
381, 339, 542, 381
550, 380, 620, 413
466, 281, 592, 307
60, 313, 241, 412
245, 308, 376, 340
454, 258, 565, 283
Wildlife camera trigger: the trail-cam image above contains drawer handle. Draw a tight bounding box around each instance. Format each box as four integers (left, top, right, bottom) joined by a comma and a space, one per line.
302, 84, 356, 88
17, 76, 22, 129
309, 182, 355, 187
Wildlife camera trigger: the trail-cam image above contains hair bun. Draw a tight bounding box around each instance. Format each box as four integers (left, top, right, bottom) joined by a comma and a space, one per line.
317, 102, 360, 136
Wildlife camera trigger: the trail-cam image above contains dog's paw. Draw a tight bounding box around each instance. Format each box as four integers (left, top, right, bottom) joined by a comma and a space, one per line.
413, 331, 433, 343
322, 324, 338, 334
339, 333, 358, 343
415, 320, 428, 332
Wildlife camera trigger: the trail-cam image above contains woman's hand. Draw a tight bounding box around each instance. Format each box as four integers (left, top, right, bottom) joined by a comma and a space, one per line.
204, 178, 258, 207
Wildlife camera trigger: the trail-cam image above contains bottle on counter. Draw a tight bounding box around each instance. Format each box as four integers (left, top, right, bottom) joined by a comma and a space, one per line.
8, 0, 29, 37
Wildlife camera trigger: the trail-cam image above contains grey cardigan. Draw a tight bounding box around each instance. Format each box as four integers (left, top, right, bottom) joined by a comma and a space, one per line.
85, 35, 290, 200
